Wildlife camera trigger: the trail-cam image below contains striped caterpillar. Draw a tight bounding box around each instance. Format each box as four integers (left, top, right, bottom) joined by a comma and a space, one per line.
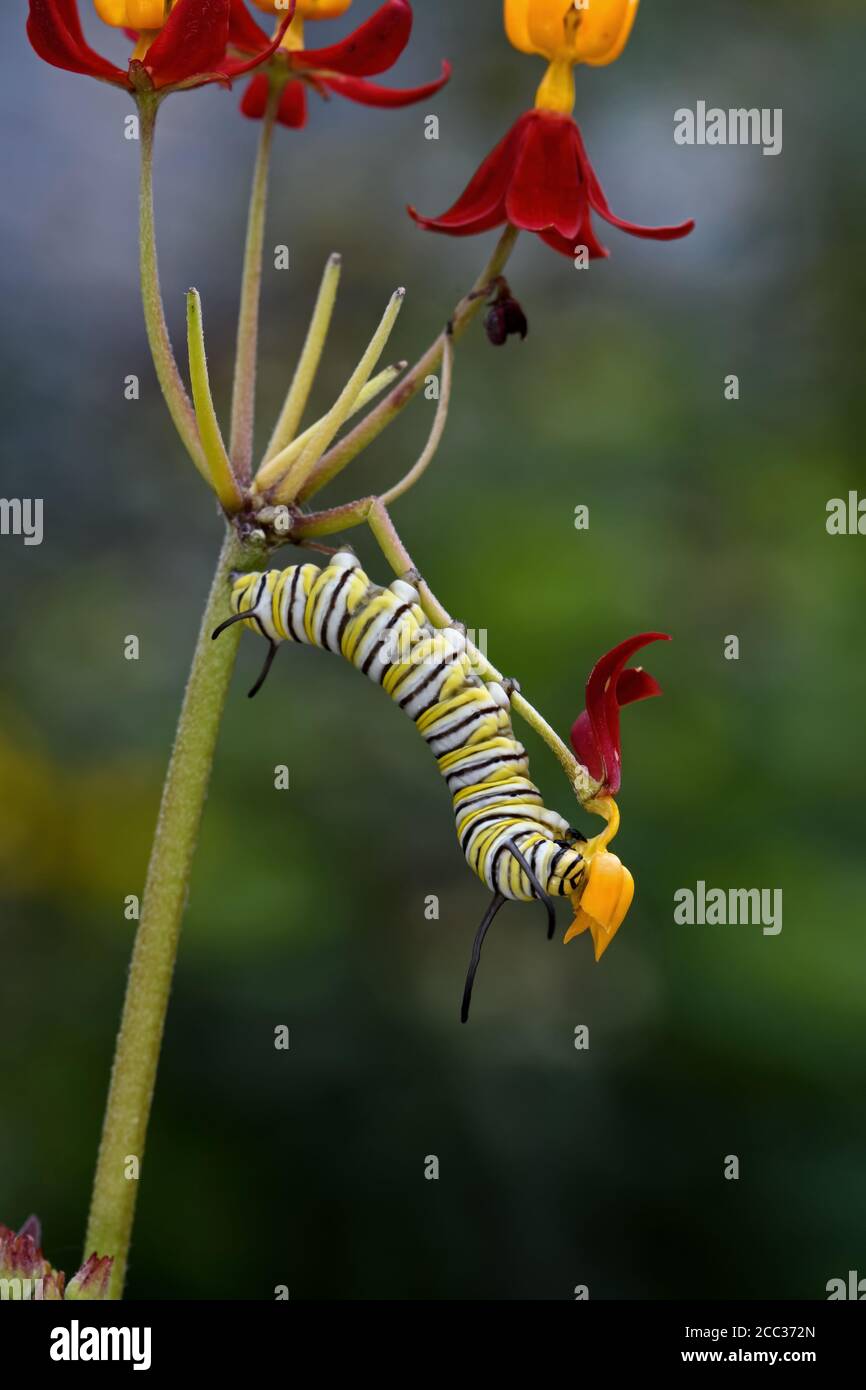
214, 551, 628, 1020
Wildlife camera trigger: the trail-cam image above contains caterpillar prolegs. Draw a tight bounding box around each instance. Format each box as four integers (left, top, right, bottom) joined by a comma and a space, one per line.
214, 551, 616, 1020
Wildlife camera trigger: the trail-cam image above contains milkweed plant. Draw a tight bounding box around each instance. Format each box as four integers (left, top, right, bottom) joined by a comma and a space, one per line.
8, 0, 693, 1298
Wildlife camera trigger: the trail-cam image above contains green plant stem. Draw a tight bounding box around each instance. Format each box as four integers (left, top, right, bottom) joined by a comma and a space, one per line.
380, 329, 453, 507
296, 225, 520, 503
229, 81, 281, 484
84, 526, 248, 1297
138, 97, 208, 483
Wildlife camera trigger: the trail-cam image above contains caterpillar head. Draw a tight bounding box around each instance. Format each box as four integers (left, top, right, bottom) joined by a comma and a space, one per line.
564, 797, 634, 960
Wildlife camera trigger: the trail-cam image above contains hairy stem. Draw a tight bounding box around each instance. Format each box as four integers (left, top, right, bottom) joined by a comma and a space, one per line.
84, 527, 248, 1296
138, 96, 208, 483
229, 80, 281, 484
297, 225, 519, 503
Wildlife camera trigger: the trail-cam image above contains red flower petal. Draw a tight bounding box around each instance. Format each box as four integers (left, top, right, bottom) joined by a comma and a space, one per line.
616, 668, 663, 706
537, 221, 610, 260
570, 710, 603, 782
295, 0, 412, 78
241, 74, 307, 126
571, 633, 670, 794
408, 111, 530, 234
26, 0, 128, 85
574, 126, 696, 242
219, 5, 295, 80
505, 111, 585, 239
228, 0, 271, 53
410, 204, 507, 238
278, 78, 308, 127
145, 0, 232, 89
240, 70, 270, 116
324, 60, 450, 108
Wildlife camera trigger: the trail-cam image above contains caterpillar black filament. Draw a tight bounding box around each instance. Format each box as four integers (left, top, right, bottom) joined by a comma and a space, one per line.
214, 552, 624, 1020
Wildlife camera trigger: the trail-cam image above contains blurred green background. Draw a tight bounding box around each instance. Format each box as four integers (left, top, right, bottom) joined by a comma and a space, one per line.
2, 0, 865, 1300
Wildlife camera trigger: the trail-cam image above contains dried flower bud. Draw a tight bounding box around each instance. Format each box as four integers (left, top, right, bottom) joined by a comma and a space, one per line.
0, 1217, 112, 1301
484, 281, 529, 347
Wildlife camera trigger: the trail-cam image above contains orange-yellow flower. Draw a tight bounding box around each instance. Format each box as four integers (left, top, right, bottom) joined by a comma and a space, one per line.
251, 0, 352, 18
410, 0, 694, 261
506, 0, 639, 112
565, 847, 635, 959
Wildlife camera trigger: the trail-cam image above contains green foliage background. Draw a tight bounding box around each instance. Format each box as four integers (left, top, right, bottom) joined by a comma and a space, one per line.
1, 0, 864, 1299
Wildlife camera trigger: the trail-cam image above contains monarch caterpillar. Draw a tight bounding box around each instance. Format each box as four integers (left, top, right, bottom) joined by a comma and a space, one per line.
213, 551, 630, 1020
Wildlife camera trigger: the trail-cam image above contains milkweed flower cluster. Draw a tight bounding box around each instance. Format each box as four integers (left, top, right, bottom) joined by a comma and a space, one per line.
0, 1218, 112, 1300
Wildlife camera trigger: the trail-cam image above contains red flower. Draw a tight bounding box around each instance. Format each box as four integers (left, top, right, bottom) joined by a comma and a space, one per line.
570, 632, 670, 795
233, 0, 450, 130
26, 0, 292, 96
409, 108, 694, 260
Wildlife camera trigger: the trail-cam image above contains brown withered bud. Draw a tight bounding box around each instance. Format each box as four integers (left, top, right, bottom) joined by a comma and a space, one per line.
484, 278, 528, 347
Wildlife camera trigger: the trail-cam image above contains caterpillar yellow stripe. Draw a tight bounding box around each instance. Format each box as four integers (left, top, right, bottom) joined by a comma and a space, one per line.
225, 552, 588, 907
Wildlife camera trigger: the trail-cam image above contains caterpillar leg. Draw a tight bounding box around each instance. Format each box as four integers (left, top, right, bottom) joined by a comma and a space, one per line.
460, 891, 507, 1025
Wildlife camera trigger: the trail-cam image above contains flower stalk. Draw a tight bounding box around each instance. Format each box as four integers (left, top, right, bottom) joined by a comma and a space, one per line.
228, 76, 283, 483
84, 526, 254, 1298
138, 96, 208, 481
